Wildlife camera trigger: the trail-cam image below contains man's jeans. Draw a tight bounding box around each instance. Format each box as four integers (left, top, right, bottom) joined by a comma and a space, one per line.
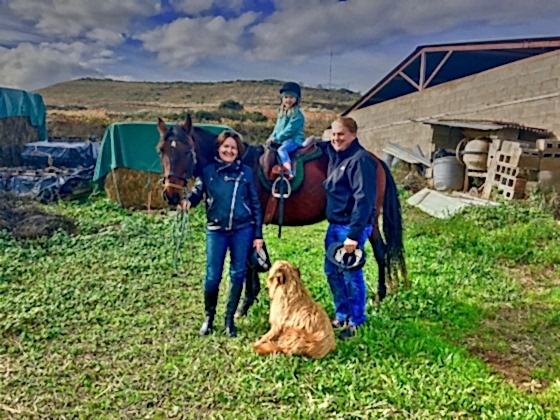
324, 223, 373, 327
277, 140, 300, 166
205, 225, 254, 292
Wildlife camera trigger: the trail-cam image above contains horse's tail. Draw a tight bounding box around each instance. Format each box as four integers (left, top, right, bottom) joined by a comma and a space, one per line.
380, 159, 409, 289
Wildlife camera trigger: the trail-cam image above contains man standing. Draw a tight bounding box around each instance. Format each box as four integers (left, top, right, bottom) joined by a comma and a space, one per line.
323, 117, 377, 339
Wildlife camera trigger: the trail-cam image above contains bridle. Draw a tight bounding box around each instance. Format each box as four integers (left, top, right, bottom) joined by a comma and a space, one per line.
161, 125, 197, 190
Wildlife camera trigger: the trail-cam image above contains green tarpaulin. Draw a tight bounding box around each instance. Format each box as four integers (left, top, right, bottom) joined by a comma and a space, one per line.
93, 121, 239, 181
0, 87, 48, 140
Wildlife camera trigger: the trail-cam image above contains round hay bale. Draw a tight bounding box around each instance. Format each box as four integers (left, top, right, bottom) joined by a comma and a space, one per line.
0, 116, 40, 167
105, 168, 169, 210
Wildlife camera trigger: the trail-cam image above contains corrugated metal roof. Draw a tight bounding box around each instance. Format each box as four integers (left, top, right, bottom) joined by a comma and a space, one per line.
422, 119, 550, 134
423, 119, 503, 131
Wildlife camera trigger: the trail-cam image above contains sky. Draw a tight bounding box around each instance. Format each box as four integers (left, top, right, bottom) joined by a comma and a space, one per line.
1, 0, 560, 94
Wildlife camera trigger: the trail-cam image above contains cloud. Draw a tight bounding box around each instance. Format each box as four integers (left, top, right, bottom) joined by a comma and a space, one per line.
169, 0, 244, 16
249, 0, 560, 61
86, 28, 125, 46
136, 12, 258, 67
6, 0, 161, 37
0, 42, 115, 90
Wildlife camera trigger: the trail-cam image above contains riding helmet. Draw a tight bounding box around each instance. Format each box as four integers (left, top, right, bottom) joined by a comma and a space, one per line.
248, 242, 272, 273
326, 242, 367, 272
279, 82, 301, 99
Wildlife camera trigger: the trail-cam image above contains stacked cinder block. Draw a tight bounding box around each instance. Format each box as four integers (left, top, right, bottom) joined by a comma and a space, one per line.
488, 140, 541, 200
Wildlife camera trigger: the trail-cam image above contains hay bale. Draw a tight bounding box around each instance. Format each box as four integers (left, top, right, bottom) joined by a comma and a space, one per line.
104, 168, 170, 210
0, 116, 41, 167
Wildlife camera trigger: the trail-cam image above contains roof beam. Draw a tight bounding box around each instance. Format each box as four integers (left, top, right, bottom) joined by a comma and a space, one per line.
423, 40, 560, 53
343, 51, 422, 113
423, 51, 452, 89
419, 52, 426, 90
398, 71, 420, 90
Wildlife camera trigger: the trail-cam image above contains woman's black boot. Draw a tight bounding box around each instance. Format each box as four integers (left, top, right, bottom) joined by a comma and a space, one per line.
199, 290, 219, 336
225, 283, 244, 337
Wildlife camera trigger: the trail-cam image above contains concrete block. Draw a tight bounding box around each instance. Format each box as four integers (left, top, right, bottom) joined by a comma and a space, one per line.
536, 139, 560, 151
539, 157, 560, 171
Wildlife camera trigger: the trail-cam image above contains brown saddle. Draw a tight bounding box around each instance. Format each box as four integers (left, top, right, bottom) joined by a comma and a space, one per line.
259, 136, 319, 181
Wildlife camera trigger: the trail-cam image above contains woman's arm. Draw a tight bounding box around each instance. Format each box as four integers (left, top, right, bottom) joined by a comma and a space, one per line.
246, 167, 263, 240
185, 176, 206, 208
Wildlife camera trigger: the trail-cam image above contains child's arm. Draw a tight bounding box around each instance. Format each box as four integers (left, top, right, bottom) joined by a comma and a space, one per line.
274, 110, 305, 143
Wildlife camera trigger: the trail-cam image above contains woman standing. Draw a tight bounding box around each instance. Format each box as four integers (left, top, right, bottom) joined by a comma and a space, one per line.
182, 131, 263, 337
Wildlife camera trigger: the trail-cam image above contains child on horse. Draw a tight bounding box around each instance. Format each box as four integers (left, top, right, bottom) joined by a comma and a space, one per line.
266, 82, 306, 180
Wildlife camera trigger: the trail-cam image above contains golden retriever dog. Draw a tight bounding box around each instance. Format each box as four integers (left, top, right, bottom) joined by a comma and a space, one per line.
253, 260, 336, 359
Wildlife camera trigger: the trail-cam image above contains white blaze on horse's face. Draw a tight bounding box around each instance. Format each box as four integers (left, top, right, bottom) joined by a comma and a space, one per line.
171, 140, 176, 148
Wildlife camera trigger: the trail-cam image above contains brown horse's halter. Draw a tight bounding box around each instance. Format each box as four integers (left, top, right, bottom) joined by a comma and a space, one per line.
161, 126, 196, 192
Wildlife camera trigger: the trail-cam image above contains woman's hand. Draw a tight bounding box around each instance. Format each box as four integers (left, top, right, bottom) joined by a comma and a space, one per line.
266, 138, 275, 146
177, 199, 190, 212
253, 239, 264, 252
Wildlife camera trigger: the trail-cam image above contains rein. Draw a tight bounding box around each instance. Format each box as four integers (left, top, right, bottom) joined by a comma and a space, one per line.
171, 206, 195, 277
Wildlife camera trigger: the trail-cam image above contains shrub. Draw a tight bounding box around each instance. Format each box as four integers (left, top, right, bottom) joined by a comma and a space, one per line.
219, 99, 244, 111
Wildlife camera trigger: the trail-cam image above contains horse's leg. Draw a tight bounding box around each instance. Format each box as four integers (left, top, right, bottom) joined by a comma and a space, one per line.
235, 264, 260, 319
369, 224, 387, 303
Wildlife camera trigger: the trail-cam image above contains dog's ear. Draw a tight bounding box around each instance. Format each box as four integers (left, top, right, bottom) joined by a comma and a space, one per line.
295, 266, 301, 278
275, 270, 286, 285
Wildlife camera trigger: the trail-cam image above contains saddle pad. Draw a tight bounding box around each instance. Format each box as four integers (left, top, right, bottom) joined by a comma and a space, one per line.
257, 146, 323, 194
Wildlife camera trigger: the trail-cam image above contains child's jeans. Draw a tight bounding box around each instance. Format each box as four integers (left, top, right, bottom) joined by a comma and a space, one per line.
277, 140, 300, 168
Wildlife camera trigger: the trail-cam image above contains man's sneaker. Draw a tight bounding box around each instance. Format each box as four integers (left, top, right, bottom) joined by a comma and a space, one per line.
338, 326, 357, 340
331, 318, 345, 329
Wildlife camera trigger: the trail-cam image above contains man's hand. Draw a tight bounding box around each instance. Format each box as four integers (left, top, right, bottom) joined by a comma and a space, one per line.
343, 237, 358, 254
177, 199, 190, 212
253, 239, 264, 252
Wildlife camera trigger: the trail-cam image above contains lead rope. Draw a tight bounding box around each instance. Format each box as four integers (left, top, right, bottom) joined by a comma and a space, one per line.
170, 188, 195, 277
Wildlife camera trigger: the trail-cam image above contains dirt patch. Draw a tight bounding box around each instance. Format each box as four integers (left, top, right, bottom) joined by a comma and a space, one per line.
470, 348, 549, 392
466, 303, 558, 392
0, 191, 77, 239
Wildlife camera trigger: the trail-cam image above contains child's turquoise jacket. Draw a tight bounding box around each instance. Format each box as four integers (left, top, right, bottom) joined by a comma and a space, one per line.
270, 106, 305, 146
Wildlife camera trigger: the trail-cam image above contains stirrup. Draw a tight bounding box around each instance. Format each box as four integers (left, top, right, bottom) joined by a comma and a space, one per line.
271, 176, 292, 199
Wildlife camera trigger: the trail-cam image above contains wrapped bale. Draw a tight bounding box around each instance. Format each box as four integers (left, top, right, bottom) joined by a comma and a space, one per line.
0, 117, 40, 167
104, 168, 194, 210
105, 168, 168, 210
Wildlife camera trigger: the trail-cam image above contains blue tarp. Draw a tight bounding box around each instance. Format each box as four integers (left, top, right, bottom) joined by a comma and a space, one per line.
0, 87, 48, 140
0, 167, 94, 203
21, 141, 100, 169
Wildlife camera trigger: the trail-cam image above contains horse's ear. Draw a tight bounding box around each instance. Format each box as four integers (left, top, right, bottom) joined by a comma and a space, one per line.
182, 114, 193, 136
157, 118, 167, 136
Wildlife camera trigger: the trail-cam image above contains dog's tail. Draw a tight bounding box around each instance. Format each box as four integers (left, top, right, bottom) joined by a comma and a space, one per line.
253, 340, 282, 356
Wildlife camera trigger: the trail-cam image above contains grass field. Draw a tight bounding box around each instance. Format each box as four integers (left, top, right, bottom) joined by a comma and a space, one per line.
1, 194, 559, 419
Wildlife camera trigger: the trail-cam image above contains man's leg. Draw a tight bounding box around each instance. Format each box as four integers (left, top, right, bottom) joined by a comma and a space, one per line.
340, 225, 373, 339
324, 223, 350, 325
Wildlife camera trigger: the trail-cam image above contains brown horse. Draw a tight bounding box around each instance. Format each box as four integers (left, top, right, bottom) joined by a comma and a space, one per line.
157, 115, 407, 317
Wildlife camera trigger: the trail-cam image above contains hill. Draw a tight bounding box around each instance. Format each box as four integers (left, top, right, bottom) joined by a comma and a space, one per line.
36, 78, 361, 114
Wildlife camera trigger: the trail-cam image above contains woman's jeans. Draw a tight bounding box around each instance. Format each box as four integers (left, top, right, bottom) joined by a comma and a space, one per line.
324, 223, 373, 328
205, 225, 254, 292
277, 140, 300, 166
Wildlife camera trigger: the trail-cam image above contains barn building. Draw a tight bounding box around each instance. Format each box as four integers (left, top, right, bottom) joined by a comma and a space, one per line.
327, 36, 560, 158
